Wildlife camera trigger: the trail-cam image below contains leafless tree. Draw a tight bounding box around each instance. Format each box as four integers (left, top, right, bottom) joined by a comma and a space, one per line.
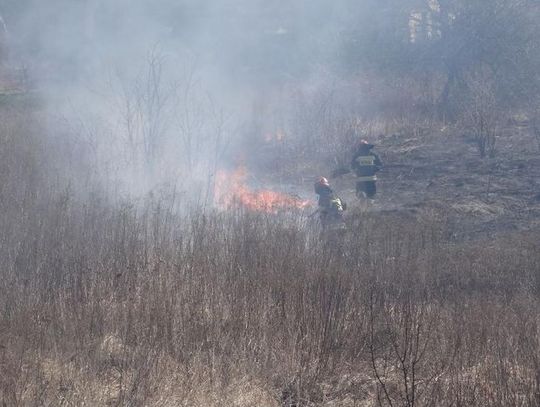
462, 66, 501, 158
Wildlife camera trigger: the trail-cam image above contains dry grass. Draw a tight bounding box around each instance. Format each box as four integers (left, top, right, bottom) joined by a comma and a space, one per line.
1, 103, 540, 406
1, 192, 539, 406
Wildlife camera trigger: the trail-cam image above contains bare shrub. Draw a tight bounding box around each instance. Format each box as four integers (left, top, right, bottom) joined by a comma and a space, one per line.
1, 189, 539, 405
462, 66, 502, 158
1, 99, 540, 406
529, 109, 540, 151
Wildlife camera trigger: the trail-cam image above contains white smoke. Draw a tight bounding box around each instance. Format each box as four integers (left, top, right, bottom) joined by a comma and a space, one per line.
2, 0, 368, 200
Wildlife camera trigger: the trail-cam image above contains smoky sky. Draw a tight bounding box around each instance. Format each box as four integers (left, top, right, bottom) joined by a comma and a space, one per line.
0, 0, 378, 196
2, 0, 362, 88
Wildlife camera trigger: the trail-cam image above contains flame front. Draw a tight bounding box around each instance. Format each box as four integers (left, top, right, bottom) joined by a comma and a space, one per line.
215, 167, 311, 212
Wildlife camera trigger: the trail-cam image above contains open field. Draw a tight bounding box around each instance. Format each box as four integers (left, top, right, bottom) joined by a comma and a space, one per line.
1, 197, 539, 406
1, 99, 540, 406
1, 2, 540, 403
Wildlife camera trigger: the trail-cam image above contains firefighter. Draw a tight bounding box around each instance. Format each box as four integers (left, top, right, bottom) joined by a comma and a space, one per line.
351, 140, 382, 199
313, 177, 346, 230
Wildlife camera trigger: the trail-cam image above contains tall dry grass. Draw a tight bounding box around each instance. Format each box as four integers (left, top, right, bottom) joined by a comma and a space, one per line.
1, 103, 539, 406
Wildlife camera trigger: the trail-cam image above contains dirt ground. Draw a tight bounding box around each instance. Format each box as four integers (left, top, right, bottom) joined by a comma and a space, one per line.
374, 125, 540, 237
255, 124, 540, 239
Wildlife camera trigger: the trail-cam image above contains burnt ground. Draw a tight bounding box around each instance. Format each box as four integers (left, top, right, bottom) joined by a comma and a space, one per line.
375, 125, 540, 237
250, 124, 540, 239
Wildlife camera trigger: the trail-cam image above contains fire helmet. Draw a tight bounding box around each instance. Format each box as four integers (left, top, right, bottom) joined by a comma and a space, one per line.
314, 176, 331, 195
356, 139, 374, 149
316, 176, 330, 187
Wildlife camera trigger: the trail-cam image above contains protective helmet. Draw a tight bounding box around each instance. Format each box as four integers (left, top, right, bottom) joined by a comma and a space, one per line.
314, 176, 331, 195
356, 139, 374, 149
316, 176, 330, 187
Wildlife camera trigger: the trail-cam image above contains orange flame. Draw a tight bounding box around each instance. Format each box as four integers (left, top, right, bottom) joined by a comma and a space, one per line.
215, 166, 311, 213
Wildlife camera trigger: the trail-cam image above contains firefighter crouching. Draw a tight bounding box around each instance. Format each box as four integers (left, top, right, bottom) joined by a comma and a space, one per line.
314, 177, 347, 231
351, 140, 382, 199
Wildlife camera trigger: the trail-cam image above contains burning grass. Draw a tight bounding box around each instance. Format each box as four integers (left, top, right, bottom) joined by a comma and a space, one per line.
215, 166, 311, 213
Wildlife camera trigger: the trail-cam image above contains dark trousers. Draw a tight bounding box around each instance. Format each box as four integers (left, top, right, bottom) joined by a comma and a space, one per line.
356, 181, 376, 198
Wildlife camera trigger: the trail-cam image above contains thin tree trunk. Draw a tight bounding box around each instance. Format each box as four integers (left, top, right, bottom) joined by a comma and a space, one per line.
0, 13, 8, 65
438, 64, 457, 121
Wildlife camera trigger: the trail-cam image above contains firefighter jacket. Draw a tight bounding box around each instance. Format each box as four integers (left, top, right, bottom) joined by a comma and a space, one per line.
351, 148, 382, 182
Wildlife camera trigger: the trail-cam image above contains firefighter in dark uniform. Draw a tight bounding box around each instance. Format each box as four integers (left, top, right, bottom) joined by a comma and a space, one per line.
351, 140, 382, 199
314, 177, 347, 231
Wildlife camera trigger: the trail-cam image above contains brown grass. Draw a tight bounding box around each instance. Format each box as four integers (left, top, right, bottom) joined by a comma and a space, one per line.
1, 103, 540, 407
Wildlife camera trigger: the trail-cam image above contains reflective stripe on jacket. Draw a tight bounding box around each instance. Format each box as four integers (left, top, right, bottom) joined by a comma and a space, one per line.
356, 156, 376, 166
356, 175, 377, 182
329, 197, 344, 213
352, 152, 381, 178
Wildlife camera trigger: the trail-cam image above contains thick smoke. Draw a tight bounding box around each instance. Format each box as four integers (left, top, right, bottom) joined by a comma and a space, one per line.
1, 0, 364, 199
